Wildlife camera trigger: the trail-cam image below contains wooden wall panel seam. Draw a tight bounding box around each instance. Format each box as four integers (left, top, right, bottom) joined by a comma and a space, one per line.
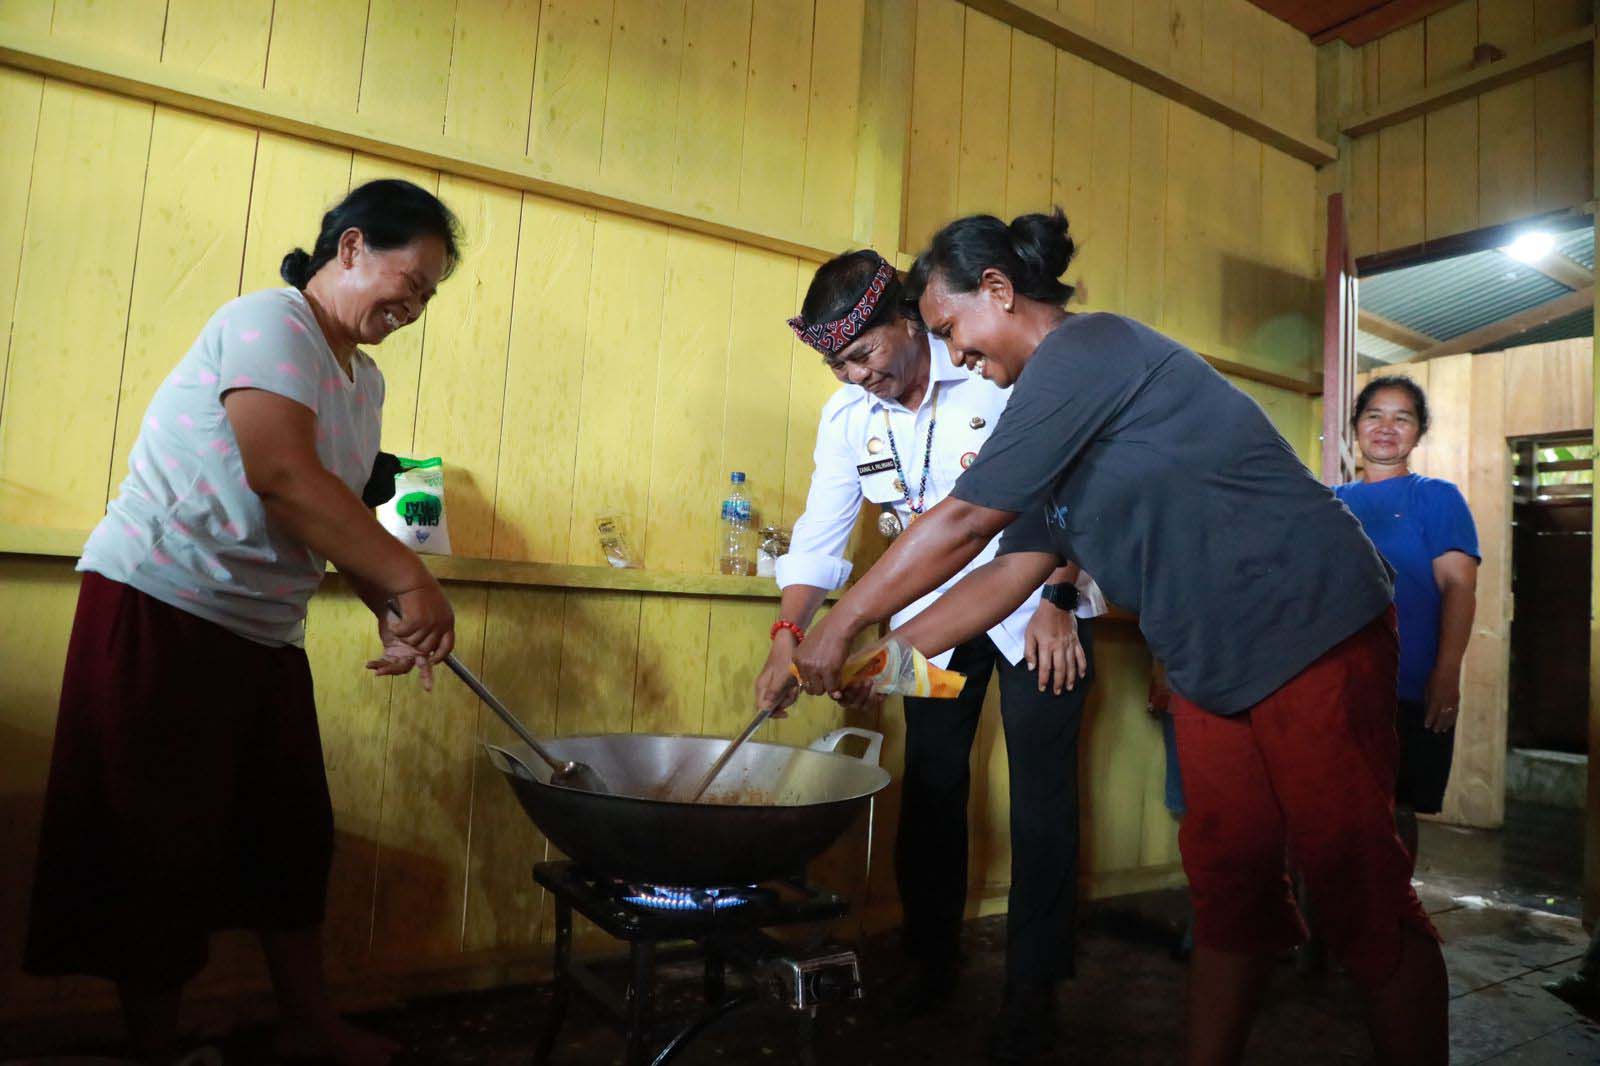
0, 69, 45, 434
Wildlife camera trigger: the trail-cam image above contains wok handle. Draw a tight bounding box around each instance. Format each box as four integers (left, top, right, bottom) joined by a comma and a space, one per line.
809, 727, 884, 767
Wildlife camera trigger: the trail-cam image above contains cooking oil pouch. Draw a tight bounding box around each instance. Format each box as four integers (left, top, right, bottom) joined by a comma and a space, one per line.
377, 456, 452, 555
791, 638, 966, 699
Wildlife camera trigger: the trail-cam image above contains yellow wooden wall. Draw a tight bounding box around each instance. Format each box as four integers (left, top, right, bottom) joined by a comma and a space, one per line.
0, 0, 1325, 1020
1343, 0, 1595, 260
1355, 338, 1594, 828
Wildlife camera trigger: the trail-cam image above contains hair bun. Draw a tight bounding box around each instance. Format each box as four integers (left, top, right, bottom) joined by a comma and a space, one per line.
279, 248, 313, 289
1007, 209, 1075, 281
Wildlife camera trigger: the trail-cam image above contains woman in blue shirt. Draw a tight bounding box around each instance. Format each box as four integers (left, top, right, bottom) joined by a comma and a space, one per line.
1335, 376, 1479, 869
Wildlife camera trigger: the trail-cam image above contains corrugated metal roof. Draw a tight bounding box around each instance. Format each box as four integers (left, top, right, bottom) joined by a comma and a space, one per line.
1360, 251, 1568, 340
1358, 222, 1593, 362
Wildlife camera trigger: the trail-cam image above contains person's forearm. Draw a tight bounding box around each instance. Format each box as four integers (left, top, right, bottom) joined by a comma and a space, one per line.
1435, 581, 1476, 679
893, 553, 1058, 659
777, 584, 830, 632
255, 465, 429, 595
1046, 563, 1077, 585
344, 572, 396, 618
827, 495, 1014, 634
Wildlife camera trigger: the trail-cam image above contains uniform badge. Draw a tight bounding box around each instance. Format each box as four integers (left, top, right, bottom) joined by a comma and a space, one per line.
867, 437, 885, 454
893, 477, 907, 495
960, 451, 978, 469
877, 510, 904, 538
969, 416, 986, 429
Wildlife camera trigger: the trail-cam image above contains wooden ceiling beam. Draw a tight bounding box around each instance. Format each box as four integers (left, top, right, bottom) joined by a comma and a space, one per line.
1341, 26, 1595, 138
1358, 308, 1439, 351
1309, 0, 1465, 47
1405, 287, 1595, 362
1524, 253, 1595, 291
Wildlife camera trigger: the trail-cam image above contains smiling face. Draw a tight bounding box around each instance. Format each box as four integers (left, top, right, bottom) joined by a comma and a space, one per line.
823, 315, 927, 402
326, 228, 449, 346
1355, 386, 1423, 466
916, 269, 1032, 387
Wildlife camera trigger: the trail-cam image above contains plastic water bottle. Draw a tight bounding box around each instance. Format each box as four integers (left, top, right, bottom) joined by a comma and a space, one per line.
718, 472, 755, 576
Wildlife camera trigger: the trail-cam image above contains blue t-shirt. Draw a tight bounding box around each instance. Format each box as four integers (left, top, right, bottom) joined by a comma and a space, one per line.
1334, 474, 1479, 702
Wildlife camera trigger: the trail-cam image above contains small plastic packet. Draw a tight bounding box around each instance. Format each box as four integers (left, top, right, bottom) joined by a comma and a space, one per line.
791, 638, 966, 699
377, 456, 452, 555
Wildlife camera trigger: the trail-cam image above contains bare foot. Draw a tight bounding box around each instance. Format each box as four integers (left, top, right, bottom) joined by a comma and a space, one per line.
274, 1017, 403, 1066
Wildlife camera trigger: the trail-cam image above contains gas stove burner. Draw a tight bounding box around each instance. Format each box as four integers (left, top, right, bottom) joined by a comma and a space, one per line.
622, 883, 757, 912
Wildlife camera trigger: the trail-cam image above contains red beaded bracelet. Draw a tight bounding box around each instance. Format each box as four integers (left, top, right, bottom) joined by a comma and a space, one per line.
770, 620, 805, 643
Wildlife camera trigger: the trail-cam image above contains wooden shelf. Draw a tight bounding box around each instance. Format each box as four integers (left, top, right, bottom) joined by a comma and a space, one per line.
0, 525, 799, 600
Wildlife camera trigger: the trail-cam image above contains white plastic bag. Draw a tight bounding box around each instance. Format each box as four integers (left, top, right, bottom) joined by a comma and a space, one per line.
377, 456, 452, 555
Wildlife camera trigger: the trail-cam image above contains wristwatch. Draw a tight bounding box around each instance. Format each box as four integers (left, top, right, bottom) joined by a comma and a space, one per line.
1040, 582, 1080, 612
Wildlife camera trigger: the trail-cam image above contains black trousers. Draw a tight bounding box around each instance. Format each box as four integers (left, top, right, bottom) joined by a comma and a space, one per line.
894, 624, 1093, 984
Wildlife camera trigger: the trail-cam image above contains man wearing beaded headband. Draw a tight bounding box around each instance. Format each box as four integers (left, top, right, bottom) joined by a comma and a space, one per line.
757, 250, 1106, 1063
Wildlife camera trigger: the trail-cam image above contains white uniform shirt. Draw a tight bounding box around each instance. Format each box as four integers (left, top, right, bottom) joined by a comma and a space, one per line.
776, 336, 1105, 668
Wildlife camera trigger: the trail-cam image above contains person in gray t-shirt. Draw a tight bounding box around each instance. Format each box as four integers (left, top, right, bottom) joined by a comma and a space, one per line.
792, 210, 1447, 1066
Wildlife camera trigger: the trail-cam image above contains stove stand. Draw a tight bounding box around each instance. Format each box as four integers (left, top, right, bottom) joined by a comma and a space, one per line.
531, 861, 860, 1066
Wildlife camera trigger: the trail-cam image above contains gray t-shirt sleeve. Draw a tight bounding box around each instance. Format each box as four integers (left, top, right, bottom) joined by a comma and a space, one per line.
995, 504, 1061, 559
950, 315, 1153, 515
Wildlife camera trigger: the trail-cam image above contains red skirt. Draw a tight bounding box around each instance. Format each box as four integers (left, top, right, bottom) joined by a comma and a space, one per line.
24, 571, 334, 985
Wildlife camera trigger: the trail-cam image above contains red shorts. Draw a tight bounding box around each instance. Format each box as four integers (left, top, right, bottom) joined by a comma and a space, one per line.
1170, 608, 1438, 986
24, 572, 334, 985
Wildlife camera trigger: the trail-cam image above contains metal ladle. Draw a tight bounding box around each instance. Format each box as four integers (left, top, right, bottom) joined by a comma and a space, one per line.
386, 602, 611, 794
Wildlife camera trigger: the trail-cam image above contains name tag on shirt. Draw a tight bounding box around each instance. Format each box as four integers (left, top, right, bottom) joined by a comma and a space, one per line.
856, 458, 897, 476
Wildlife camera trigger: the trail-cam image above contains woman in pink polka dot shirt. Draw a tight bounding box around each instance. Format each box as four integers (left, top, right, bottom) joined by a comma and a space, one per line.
26, 180, 460, 1066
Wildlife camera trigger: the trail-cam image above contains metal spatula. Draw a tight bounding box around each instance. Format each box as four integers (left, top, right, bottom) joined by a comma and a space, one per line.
386, 602, 611, 794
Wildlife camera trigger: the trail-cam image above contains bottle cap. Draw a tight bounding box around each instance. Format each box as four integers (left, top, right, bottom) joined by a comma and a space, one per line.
730, 471, 746, 483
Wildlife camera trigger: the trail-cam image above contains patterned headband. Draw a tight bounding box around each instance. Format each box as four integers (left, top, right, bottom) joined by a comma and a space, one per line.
787, 256, 898, 356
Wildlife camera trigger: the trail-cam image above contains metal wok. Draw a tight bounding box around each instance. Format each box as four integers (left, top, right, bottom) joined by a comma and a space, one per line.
486, 728, 889, 886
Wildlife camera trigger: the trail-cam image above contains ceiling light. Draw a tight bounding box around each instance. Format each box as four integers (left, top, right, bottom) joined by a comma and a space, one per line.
1503, 231, 1556, 263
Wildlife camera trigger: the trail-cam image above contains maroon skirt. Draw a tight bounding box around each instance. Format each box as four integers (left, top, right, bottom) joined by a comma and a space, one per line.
24, 571, 334, 985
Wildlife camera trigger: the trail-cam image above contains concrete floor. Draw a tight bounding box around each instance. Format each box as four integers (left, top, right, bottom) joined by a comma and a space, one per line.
5, 804, 1599, 1065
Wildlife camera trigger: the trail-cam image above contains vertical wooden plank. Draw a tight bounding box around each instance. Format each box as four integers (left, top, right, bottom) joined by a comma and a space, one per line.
1377, 23, 1426, 252
1534, 0, 1593, 37
1260, 150, 1319, 376
1080, 633, 1154, 883
1477, 0, 1538, 228
1447, 350, 1510, 829
1124, 86, 1167, 331
556, 589, 642, 736
723, 248, 798, 533
301, 586, 394, 977
1424, 2, 1479, 240
0, 67, 43, 415
0, 0, 52, 31
1348, 133, 1381, 260
904, 0, 966, 251
527, 0, 615, 179
109, 109, 258, 497
492, 196, 594, 563
1224, 9, 1262, 361
1167, 0, 1205, 87
264, 0, 369, 111
238, 135, 355, 293
1083, 69, 1130, 314
703, 598, 797, 736
0, 83, 151, 529
1260, 7, 1312, 135
1534, 61, 1594, 213
1501, 341, 1546, 438
463, 584, 565, 952
738, 0, 815, 229
370, 587, 489, 963
357, 0, 458, 132
347, 156, 440, 457
1004, 30, 1054, 220
632, 595, 712, 734
0, 561, 82, 1011
644, 233, 734, 571
160, 0, 273, 84
1050, 50, 1094, 302
412, 176, 523, 560
50, 0, 166, 60
670, 0, 751, 214
444, 0, 542, 155
800, 0, 866, 241
598, 0, 685, 193
566, 216, 668, 566
851, 0, 915, 251
1129, 0, 1171, 69
955, 8, 1011, 218
781, 267, 842, 531
1197, 0, 1234, 101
